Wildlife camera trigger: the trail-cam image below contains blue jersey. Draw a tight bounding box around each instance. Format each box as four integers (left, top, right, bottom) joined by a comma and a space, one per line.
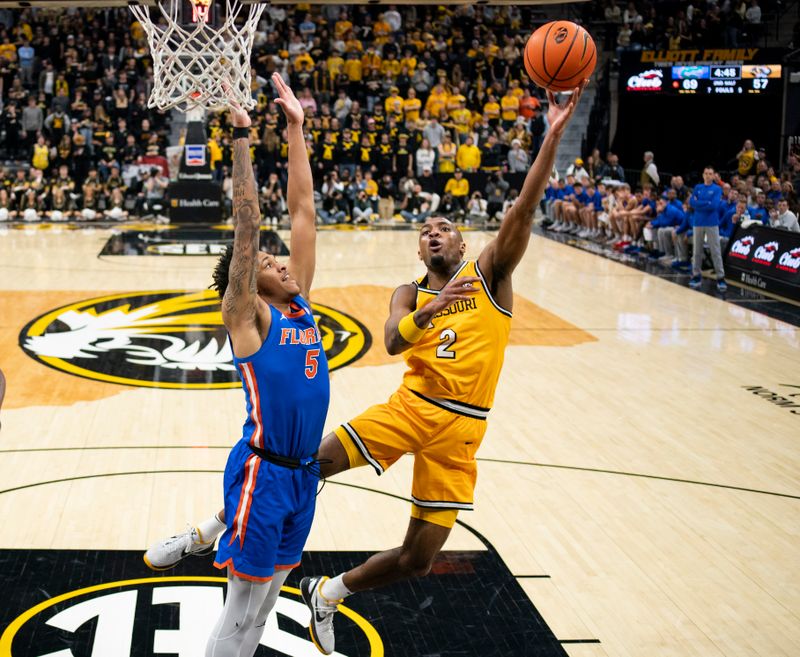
232, 295, 330, 459
689, 183, 722, 227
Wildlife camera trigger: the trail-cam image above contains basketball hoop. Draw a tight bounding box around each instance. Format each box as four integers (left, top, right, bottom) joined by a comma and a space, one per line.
129, 0, 267, 113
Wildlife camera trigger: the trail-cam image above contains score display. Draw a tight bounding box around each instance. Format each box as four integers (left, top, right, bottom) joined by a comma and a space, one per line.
625, 62, 782, 95
672, 63, 780, 94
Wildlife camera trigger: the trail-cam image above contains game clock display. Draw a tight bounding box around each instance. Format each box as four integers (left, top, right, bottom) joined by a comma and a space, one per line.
625, 63, 781, 95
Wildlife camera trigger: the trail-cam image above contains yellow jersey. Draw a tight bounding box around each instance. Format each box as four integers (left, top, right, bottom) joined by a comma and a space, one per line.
402, 260, 512, 413
501, 95, 520, 121
403, 97, 421, 122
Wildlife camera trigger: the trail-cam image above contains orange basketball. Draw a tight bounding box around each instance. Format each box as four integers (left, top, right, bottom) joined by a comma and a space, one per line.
524, 21, 596, 92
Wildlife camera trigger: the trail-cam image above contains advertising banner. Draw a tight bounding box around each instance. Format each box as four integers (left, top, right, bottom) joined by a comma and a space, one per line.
724, 224, 800, 302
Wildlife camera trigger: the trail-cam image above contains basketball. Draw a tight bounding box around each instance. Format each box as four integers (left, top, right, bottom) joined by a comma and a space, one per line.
524, 21, 596, 92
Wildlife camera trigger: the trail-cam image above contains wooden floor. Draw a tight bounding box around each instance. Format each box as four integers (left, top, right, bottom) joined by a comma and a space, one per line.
1, 224, 798, 657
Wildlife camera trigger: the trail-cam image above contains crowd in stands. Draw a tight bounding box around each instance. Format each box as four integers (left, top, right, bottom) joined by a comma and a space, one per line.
584, 0, 772, 55
542, 139, 799, 290
0, 3, 553, 224
0, 0, 793, 250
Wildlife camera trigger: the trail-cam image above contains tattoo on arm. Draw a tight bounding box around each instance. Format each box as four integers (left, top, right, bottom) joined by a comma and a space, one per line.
225, 137, 261, 320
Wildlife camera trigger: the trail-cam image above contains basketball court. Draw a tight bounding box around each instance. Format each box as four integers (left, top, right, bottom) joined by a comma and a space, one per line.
1, 219, 798, 656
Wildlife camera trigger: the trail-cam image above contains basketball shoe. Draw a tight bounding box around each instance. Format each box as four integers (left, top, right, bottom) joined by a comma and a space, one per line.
300, 576, 340, 655
143, 526, 215, 570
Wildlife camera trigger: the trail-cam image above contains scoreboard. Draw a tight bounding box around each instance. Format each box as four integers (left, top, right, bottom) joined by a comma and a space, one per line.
670, 64, 781, 95
621, 49, 784, 97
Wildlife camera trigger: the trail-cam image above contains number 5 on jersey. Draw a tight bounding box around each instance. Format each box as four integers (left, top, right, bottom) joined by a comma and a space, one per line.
305, 349, 320, 378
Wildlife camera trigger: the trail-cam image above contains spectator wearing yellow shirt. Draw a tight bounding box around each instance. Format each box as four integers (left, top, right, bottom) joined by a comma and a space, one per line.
446, 88, 466, 115
456, 136, 481, 172
294, 49, 315, 73
484, 38, 501, 61
483, 94, 501, 125
444, 170, 470, 209
380, 51, 401, 77
403, 88, 422, 124
344, 32, 363, 54
54, 74, 69, 97
361, 47, 382, 76
400, 49, 417, 74
500, 89, 520, 128
327, 51, 345, 81
425, 83, 449, 119
0, 36, 17, 63
364, 171, 379, 199
130, 20, 145, 41
508, 79, 524, 99
437, 132, 457, 174
385, 87, 404, 119
334, 12, 353, 40
208, 137, 222, 170
449, 101, 472, 138
373, 14, 392, 44
342, 52, 363, 82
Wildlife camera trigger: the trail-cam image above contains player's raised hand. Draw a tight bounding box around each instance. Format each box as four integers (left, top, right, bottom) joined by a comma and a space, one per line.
224, 85, 251, 129
546, 79, 588, 137
272, 72, 304, 126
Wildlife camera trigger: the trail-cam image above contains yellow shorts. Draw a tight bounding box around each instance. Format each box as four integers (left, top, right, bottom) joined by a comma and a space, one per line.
334, 385, 487, 528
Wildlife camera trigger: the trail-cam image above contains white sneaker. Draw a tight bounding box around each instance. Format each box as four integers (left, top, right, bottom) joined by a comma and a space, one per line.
143, 526, 215, 571
300, 576, 340, 655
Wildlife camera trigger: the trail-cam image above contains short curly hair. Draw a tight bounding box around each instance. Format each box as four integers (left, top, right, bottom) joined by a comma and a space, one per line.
210, 244, 234, 299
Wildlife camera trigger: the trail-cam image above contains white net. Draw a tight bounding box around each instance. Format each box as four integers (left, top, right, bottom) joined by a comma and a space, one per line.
129, 0, 267, 112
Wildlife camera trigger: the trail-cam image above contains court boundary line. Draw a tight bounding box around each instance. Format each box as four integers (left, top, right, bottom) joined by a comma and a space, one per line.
0, 448, 796, 500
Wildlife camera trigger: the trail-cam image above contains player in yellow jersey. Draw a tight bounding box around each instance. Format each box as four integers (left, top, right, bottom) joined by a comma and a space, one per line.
144, 82, 586, 655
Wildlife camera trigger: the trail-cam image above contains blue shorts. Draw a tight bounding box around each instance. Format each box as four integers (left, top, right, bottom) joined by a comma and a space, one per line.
214, 440, 318, 582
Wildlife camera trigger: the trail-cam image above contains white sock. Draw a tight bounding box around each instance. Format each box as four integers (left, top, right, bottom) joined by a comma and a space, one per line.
196, 513, 226, 544
321, 574, 352, 602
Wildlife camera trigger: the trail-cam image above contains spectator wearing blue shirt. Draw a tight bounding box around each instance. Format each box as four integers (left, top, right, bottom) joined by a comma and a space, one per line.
719, 200, 748, 250
17, 41, 35, 87
748, 191, 769, 225
671, 201, 693, 270
766, 180, 783, 204
718, 188, 738, 224
648, 196, 685, 262
688, 166, 726, 292
579, 183, 605, 238
549, 176, 576, 232
298, 14, 316, 39
563, 181, 590, 235
624, 188, 656, 251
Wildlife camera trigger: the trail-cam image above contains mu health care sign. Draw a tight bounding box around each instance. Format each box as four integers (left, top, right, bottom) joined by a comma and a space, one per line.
724, 224, 800, 301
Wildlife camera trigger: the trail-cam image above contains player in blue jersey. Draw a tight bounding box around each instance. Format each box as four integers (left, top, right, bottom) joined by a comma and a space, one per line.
145, 73, 326, 657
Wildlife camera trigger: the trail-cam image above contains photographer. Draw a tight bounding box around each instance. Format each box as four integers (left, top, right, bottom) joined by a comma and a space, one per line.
352, 190, 373, 224
138, 166, 169, 222
398, 183, 432, 224
318, 171, 347, 224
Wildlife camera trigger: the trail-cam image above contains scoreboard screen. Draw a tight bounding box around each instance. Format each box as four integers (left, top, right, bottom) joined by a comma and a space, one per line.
674, 64, 778, 94
621, 49, 784, 97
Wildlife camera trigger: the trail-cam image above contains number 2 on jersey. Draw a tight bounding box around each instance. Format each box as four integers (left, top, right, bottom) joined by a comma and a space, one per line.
436, 329, 457, 359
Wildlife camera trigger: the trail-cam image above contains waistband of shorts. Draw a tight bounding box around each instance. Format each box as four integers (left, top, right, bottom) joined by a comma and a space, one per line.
247, 444, 315, 469
409, 389, 490, 420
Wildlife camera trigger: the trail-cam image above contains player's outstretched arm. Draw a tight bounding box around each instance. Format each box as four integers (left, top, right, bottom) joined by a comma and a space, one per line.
478, 82, 586, 282
222, 103, 262, 355
273, 73, 317, 298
